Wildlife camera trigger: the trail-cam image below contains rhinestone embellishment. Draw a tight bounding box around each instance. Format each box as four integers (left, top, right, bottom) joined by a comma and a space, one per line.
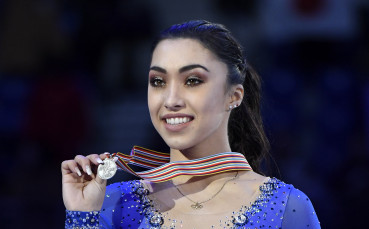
149, 213, 164, 227
233, 213, 248, 226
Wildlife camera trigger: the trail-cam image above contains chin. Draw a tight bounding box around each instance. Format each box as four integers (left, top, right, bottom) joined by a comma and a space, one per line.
162, 136, 195, 151
164, 141, 189, 151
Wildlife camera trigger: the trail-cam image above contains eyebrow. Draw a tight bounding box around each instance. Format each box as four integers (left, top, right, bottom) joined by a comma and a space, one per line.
149, 64, 210, 74
179, 64, 209, 73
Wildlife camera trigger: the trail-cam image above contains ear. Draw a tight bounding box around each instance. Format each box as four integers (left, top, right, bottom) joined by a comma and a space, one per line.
228, 84, 244, 107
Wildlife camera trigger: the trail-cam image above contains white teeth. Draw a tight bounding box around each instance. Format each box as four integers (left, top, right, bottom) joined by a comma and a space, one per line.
166, 117, 191, 125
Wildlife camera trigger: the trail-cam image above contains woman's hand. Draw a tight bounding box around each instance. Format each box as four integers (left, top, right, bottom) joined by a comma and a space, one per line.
61, 153, 108, 211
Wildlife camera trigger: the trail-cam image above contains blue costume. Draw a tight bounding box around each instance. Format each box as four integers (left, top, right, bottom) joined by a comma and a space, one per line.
65, 177, 320, 228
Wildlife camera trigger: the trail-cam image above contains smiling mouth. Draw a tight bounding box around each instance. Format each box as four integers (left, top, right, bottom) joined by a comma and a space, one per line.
165, 117, 193, 125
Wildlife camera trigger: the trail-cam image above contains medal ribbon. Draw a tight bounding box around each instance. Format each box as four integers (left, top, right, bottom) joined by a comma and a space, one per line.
112, 146, 252, 183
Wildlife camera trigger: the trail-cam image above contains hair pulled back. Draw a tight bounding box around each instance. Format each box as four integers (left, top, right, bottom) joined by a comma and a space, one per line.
151, 20, 270, 173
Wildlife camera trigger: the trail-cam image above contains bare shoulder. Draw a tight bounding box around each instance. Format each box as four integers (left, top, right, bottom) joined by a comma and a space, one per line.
235, 171, 269, 193
238, 170, 268, 182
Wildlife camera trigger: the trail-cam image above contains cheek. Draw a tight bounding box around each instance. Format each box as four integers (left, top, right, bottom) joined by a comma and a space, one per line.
197, 89, 226, 113
147, 89, 160, 118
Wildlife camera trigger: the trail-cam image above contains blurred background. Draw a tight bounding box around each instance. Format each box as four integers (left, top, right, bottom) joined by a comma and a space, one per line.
0, 0, 368, 228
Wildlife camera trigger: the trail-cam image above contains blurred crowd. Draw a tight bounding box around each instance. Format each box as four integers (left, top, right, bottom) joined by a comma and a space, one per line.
0, 0, 368, 228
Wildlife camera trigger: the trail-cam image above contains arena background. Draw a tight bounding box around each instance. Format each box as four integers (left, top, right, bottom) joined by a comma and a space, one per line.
0, 0, 368, 228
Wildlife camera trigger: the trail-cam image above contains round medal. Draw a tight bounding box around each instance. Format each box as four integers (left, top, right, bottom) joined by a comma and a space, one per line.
97, 158, 117, 179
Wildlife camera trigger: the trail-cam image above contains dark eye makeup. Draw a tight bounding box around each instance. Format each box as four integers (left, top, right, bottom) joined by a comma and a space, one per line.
149, 72, 206, 88
185, 76, 204, 87
149, 76, 166, 87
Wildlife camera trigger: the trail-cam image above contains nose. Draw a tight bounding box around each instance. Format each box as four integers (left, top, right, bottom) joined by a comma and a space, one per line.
164, 83, 185, 111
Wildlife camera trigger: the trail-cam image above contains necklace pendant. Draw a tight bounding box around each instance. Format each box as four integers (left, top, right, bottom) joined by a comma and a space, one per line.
191, 202, 203, 209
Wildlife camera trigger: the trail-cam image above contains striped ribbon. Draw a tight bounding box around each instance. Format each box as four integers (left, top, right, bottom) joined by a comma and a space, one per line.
112, 146, 252, 183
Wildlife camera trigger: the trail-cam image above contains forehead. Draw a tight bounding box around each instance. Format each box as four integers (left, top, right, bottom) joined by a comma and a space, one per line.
151, 38, 222, 69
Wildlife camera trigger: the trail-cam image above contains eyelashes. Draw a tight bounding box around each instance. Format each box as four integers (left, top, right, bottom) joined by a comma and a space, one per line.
149, 77, 165, 87
149, 75, 204, 88
185, 76, 203, 87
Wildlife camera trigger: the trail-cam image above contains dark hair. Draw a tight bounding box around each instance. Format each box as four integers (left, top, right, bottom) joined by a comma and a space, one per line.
151, 20, 270, 174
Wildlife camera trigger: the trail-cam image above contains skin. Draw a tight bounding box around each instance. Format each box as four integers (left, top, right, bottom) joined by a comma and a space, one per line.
61, 38, 266, 227
148, 38, 242, 162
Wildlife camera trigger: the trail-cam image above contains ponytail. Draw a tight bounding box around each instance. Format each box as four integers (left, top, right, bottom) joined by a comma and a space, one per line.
228, 64, 270, 174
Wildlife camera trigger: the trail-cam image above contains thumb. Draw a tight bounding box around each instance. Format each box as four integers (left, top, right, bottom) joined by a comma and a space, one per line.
95, 175, 107, 186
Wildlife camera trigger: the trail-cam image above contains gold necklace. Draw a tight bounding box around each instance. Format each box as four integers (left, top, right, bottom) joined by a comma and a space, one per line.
174, 171, 239, 209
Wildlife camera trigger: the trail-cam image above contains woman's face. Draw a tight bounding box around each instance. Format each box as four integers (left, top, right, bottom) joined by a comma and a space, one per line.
148, 38, 234, 152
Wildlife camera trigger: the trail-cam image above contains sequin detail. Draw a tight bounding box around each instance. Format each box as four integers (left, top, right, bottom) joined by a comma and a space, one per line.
65, 210, 99, 229
232, 213, 248, 226
65, 178, 320, 228
130, 178, 285, 228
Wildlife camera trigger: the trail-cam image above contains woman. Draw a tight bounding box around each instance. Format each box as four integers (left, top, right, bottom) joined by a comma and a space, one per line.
62, 20, 320, 228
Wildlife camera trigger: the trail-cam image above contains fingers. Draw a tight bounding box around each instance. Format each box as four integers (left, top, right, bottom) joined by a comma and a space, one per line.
61, 159, 82, 176
73, 155, 91, 175
75, 154, 106, 176
61, 154, 105, 176
86, 154, 106, 166
61, 152, 116, 183
85, 154, 106, 184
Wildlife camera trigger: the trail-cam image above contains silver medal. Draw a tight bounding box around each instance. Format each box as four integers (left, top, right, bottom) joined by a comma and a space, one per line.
97, 158, 117, 179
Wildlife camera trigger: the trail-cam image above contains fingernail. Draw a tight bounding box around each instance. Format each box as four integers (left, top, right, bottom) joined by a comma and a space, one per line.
86, 165, 92, 175
96, 158, 104, 164
75, 167, 82, 176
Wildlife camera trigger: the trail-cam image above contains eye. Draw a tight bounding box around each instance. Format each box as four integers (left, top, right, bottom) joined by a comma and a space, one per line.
185, 76, 203, 87
150, 77, 166, 87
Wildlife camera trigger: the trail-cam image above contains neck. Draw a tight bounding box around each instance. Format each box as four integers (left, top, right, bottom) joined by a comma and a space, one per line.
166, 124, 235, 184
169, 137, 232, 162
169, 146, 231, 162
168, 143, 233, 185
